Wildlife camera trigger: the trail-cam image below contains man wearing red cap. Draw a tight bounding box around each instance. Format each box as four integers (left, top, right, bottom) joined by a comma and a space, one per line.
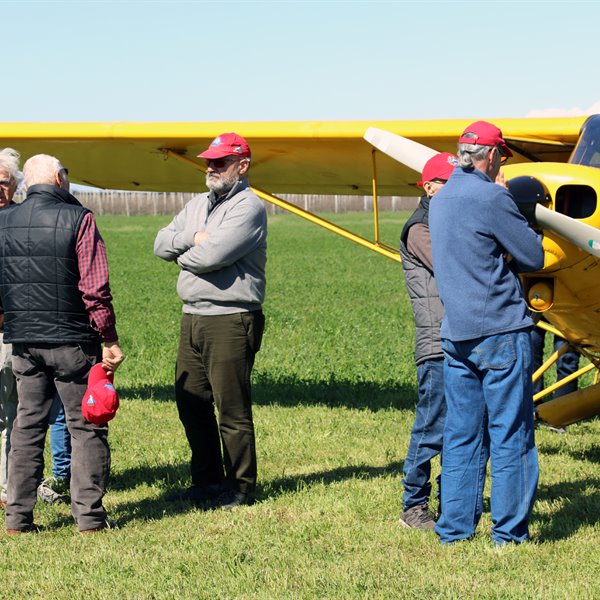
155, 132, 266, 510
429, 121, 544, 545
398, 153, 457, 529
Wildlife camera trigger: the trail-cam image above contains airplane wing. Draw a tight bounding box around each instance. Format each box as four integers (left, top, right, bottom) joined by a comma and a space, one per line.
4, 115, 600, 427
0, 117, 587, 195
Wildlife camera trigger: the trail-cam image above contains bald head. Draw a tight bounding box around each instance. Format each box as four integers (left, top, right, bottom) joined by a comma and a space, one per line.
23, 154, 69, 192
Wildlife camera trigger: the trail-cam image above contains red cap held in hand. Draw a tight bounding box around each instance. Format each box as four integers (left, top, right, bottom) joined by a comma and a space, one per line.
82, 363, 119, 425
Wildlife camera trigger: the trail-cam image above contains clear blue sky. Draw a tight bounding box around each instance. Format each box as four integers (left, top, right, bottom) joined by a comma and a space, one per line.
4, 0, 600, 122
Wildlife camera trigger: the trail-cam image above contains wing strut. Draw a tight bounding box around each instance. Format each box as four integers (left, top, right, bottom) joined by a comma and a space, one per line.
370, 149, 403, 256
161, 148, 401, 263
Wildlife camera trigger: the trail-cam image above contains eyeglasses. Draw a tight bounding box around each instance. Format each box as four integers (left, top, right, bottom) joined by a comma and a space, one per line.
496, 146, 510, 165
0, 179, 13, 190
204, 157, 244, 169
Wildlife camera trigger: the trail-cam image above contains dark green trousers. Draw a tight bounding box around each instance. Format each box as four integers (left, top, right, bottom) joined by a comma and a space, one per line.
175, 311, 264, 494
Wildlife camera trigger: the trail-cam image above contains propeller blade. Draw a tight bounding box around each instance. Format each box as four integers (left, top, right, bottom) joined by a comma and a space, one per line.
536, 204, 600, 258
362, 130, 600, 260
363, 127, 438, 173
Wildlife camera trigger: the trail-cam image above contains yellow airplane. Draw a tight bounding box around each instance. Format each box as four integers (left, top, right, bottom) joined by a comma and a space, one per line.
1, 116, 599, 427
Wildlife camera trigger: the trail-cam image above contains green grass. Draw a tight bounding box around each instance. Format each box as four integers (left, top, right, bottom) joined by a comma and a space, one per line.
2, 212, 600, 599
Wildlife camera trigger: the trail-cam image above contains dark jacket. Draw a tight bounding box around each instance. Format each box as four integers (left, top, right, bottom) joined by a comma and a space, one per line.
0, 184, 100, 344
400, 195, 444, 365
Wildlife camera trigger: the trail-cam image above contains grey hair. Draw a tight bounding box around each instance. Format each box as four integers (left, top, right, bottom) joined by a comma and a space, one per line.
22, 154, 64, 191
457, 132, 493, 168
0, 147, 23, 188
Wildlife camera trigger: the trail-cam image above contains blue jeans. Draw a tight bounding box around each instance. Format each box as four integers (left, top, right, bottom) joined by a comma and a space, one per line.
49, 393, 71, 480
402, 358, 446, 510
435, 330, 538, 545
531, 328, 580, 397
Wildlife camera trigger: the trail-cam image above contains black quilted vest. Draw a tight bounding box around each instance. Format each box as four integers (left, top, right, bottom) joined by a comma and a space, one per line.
399, 194, 444, 365
0, 184, 99, 344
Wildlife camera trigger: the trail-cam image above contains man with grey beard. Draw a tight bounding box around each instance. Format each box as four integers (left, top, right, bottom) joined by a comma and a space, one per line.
154, 133, 267, 510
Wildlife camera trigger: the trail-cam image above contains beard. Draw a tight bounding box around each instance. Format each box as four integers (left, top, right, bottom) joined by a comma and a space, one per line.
205, 170, 240, 195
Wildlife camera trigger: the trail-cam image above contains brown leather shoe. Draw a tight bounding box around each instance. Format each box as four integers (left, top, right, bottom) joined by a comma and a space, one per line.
6, 523, 41, 534
79, 528, 104, 534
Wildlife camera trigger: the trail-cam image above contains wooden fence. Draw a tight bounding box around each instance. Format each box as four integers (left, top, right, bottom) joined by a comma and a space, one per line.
64, 191, 420, 216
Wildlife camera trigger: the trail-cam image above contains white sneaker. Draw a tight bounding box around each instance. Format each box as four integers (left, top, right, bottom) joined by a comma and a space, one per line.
37, 477, 69, 504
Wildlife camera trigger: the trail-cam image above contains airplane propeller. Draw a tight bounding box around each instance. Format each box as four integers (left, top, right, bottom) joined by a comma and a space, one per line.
363, 127, 437, 174
533, 204, 600, 258
363, 127, 600, 261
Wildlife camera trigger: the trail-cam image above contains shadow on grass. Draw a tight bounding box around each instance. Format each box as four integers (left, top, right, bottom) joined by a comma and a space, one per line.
538, 435, 600, 464
258, 460, 404, 498
108, 459, 405, 525
110, 461, 190, 491
254, 375, 417, 411
534, 477, 600, 541
121, 375, 418, 412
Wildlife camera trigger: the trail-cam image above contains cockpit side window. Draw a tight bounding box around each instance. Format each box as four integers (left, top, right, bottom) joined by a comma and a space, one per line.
555, 185, 596, 219
570, 114, 600, 167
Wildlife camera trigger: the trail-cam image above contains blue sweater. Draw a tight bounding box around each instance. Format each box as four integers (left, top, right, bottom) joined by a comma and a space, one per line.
429, 167, 544, 342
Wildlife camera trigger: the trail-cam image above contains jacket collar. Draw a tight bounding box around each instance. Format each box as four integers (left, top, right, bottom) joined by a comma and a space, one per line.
207, 178, 250, 213
459, 165, 493, 183
208, 177, 249, 202
25, 184, 83, 207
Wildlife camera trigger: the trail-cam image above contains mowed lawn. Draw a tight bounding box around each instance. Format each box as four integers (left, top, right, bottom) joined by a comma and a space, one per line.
2, 212, 600, 599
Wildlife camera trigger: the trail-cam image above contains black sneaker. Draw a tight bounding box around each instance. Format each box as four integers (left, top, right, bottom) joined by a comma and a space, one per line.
204, 490, 253, 511
165, 484, 223, 503
399, 504, 436, 530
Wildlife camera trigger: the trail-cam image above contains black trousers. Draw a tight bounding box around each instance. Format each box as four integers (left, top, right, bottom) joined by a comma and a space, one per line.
175, 311, 264, 494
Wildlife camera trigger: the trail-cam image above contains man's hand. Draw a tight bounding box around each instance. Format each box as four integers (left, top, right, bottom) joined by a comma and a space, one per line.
194, 231, 209, 245
102, 342, 125, 374
0, 313, 4, 330
495, 170, 507, 188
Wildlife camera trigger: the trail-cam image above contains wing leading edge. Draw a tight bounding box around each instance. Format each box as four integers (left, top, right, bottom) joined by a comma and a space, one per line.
0, 117, 586, 194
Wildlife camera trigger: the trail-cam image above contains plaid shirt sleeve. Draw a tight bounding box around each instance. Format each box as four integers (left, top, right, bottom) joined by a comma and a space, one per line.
76, 212, 118, 343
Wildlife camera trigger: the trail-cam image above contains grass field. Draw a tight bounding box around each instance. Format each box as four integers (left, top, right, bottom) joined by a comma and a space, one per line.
2, 212, 600, 599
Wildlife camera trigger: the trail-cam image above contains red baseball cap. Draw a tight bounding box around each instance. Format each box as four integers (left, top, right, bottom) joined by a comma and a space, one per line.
197, 133, 251, 159
81, 363, 119, 425
418, 152, 458, 186
458, 121, 513, 157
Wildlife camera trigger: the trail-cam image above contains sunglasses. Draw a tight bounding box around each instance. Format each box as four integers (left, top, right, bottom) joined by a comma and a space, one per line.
204, 157, 241, 169
496, 146, 510, 165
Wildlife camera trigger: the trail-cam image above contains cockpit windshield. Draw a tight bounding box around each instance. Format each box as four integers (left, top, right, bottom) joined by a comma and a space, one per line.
570, 115, 600, 168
